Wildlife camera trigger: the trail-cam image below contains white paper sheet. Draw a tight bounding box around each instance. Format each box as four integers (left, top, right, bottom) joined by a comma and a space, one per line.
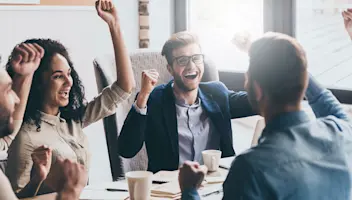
153, 170, 179, 183
0, 0, 39, 4
219, 156, 235, 169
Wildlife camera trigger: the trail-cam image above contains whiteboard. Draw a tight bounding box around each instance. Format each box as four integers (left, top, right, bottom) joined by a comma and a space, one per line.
0, 0, 39, 4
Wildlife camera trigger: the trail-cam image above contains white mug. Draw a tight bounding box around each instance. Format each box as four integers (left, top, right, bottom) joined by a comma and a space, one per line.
202, 150, 222, 172
126, 171, 153, 200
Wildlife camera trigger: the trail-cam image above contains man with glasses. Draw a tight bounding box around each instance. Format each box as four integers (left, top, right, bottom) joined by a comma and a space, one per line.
118, 31, 255, 172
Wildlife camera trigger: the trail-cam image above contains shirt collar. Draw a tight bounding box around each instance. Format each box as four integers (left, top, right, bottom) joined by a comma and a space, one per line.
39, 111, 66, 126
172, 83, 201, 108
175, 98, 201, 108
259, 111, 310, 143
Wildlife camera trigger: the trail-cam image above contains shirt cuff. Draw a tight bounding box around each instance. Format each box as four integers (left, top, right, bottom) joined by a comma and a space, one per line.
305, 74, 325, 103
0, 139, 7, 151
133, 101, 147, 115
111, 81, 132, 102
181, 188, 201, 200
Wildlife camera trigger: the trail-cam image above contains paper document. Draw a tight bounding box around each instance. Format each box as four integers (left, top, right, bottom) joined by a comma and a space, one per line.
205, 167, 228, 183
153, 170, 179, 183
152, 180, 181, 195
219, 156, 235, 169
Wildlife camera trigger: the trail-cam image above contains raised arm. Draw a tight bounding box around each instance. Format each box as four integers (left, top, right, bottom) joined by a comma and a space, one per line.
1, 43, 44, 150
305, 75, 350, 122
80, 0, 136, 127
220, 80, 256, 119
118, 69, 159, 158
342, 9, 352, 40
96, 0, 135, 93
136, 69, 159, 109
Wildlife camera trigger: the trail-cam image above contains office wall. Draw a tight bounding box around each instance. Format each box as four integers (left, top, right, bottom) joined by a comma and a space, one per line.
0, 0, 174, 182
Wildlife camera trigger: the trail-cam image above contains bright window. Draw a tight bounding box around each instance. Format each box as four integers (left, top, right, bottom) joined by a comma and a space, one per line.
296, 0, 352, 89
189, 0, 263, 71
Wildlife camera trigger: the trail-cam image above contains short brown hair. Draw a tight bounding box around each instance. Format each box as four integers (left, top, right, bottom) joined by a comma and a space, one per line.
248, 32, 308, 106
161, 31, 200, 65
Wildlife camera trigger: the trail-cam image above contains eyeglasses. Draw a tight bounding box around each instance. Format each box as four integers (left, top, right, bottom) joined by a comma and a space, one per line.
172, 54, 204, 66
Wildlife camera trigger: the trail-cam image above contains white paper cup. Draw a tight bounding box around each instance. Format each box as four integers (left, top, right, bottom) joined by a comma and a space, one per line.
126, 171, 153, 200
202, 150, 222, 172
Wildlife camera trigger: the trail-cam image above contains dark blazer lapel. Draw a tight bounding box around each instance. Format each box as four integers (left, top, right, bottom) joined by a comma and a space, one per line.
162, 81, 179, 161
198, 88, 223, 118
198, 88, 225, 134
198, 87, 235, 156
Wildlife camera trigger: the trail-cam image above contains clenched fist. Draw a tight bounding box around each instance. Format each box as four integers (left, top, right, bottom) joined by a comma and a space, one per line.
178, 161, 207, 192
232, 31, 252, 53
60, 159, 88, 199
140, 69, 159, 95
136, 69, 159, 109
10, 43, 44, 76
45, 158, 87, 198
31, 145, 52, 182
96, 0, 119, 28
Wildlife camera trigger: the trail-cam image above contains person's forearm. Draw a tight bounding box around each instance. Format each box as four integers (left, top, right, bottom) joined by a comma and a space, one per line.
0, 120, 23, 151
348, 33, 352, 41
306, 74, 350, 121
0, 139, 7, 151
0, 137, 11, 151
109, 22, 135, 93
136, 92, 150, 109
11, 74, 33, 120
6, 74, 32, 152
56, 189, 80, 200
229, 91, 257, 118
118, 107, 148, 158
305, 74, 324, 102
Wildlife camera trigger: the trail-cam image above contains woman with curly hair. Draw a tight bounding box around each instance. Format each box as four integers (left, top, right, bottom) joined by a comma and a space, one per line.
5, 0, 135, 197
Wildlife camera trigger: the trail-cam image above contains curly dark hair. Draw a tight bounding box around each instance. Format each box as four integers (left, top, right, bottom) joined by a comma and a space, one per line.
6, 39, 87, 129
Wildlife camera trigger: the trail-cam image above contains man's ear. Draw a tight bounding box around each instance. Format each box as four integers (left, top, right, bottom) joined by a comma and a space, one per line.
167, 64, 173, 75
253, 81, 263, 102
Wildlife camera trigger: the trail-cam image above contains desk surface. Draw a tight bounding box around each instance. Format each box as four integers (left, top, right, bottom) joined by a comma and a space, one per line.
21, 167, 229, 200
23, 192, 223, 200
21, 149, 236, 200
